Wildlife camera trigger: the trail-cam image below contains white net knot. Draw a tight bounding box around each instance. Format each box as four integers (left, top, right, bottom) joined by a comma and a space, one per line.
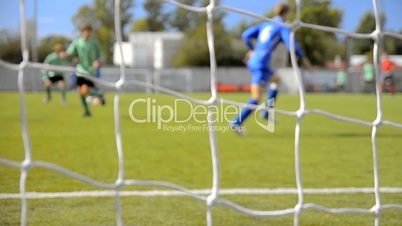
115, 79, 125, 90
21, 159, 32, 171
206, 3, 215, 15
371, 29, 382, 42
373, 117, 383, 127
291, 20, 302, 31
207, 96, 217, 105
18, 61, 28, 71
115, 178, 125, 189
296, 109, 305, 119
294, 203, 303, 213
206, 194, 217, 207
370, 204, 380, 213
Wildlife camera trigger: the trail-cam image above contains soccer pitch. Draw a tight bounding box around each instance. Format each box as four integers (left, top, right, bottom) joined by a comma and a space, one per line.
1, 92, 402, 225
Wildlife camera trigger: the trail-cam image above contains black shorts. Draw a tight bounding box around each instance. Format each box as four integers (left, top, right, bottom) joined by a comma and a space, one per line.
76, 76, 95, 87
48, 75, 64, 84
383, 75, 394, 85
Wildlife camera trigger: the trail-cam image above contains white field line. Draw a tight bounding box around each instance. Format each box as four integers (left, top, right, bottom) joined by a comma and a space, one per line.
1, 187, 402, 199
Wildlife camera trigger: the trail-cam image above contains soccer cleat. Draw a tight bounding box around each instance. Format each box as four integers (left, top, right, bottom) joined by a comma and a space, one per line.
260, 110, 279, 124
42, 97, 51, 104
260, 111, 269, 119
61, 100, 67, 106
229, 123, 246, 136
83, 111, 92, 117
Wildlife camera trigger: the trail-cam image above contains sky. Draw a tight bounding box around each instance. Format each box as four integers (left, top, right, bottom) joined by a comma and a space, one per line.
0, 0, 401, 39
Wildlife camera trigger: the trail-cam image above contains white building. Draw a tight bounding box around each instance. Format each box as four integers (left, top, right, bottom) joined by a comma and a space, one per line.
350, 55, 402, 67
113, 32, 184, 69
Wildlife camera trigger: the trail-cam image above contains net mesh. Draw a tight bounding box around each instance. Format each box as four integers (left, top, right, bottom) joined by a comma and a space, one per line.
1, 0, 402, 225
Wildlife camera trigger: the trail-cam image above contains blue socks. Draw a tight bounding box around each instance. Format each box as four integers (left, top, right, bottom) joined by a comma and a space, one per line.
261, 83, 278, 119
231, 83, 278, 125
232, 99, 259, 125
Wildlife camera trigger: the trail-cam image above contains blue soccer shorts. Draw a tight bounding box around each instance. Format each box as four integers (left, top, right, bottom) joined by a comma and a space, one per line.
250, 68, 274, 87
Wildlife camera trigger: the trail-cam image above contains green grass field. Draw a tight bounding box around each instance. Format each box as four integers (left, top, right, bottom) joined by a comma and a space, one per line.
1, 91, 402, 225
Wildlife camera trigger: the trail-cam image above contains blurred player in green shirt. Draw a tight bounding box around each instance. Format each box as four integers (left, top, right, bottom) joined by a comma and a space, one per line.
362, 59, 374, 93
336, 65, 346, 92
41, 43, 68, 105
66, 24, 105, 117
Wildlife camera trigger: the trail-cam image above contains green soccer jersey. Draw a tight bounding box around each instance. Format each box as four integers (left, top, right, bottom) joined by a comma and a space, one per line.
363, 63, 374, 81
336, 71, 346, 85
67, 37, 103, 77
41, 52, 68, 80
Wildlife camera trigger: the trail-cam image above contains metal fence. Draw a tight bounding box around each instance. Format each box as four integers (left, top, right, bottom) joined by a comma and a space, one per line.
1, 65, 401, 93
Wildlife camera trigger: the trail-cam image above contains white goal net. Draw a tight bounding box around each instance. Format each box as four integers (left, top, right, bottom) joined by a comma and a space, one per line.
1, 0, 402, 226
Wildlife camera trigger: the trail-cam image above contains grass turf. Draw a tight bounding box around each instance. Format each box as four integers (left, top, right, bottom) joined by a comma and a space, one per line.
1, 91, 402, 225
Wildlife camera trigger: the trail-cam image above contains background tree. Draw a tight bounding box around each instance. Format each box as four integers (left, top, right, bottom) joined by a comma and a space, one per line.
131, 0, 165, 32
167, 0, 198, 32
382, 29, 402, 55
172, 0, 243, 66
354, 11, 402, 56
228, 0, 342, 67
143, 0, 165, 31
0, 20, 41, 64
72, 0, 134, 64
288, 0, 342, 66
353, 11, 386, 55
0, 29, 22, 64
72, 5, 98, 33
392, 30, 402, 54
131, 18, 148, 31
37, 36, 72, 62
229, 18, 252, 38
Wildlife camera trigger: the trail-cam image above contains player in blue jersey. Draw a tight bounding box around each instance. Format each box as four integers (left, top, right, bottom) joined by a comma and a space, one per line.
230, 3, 311, 135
